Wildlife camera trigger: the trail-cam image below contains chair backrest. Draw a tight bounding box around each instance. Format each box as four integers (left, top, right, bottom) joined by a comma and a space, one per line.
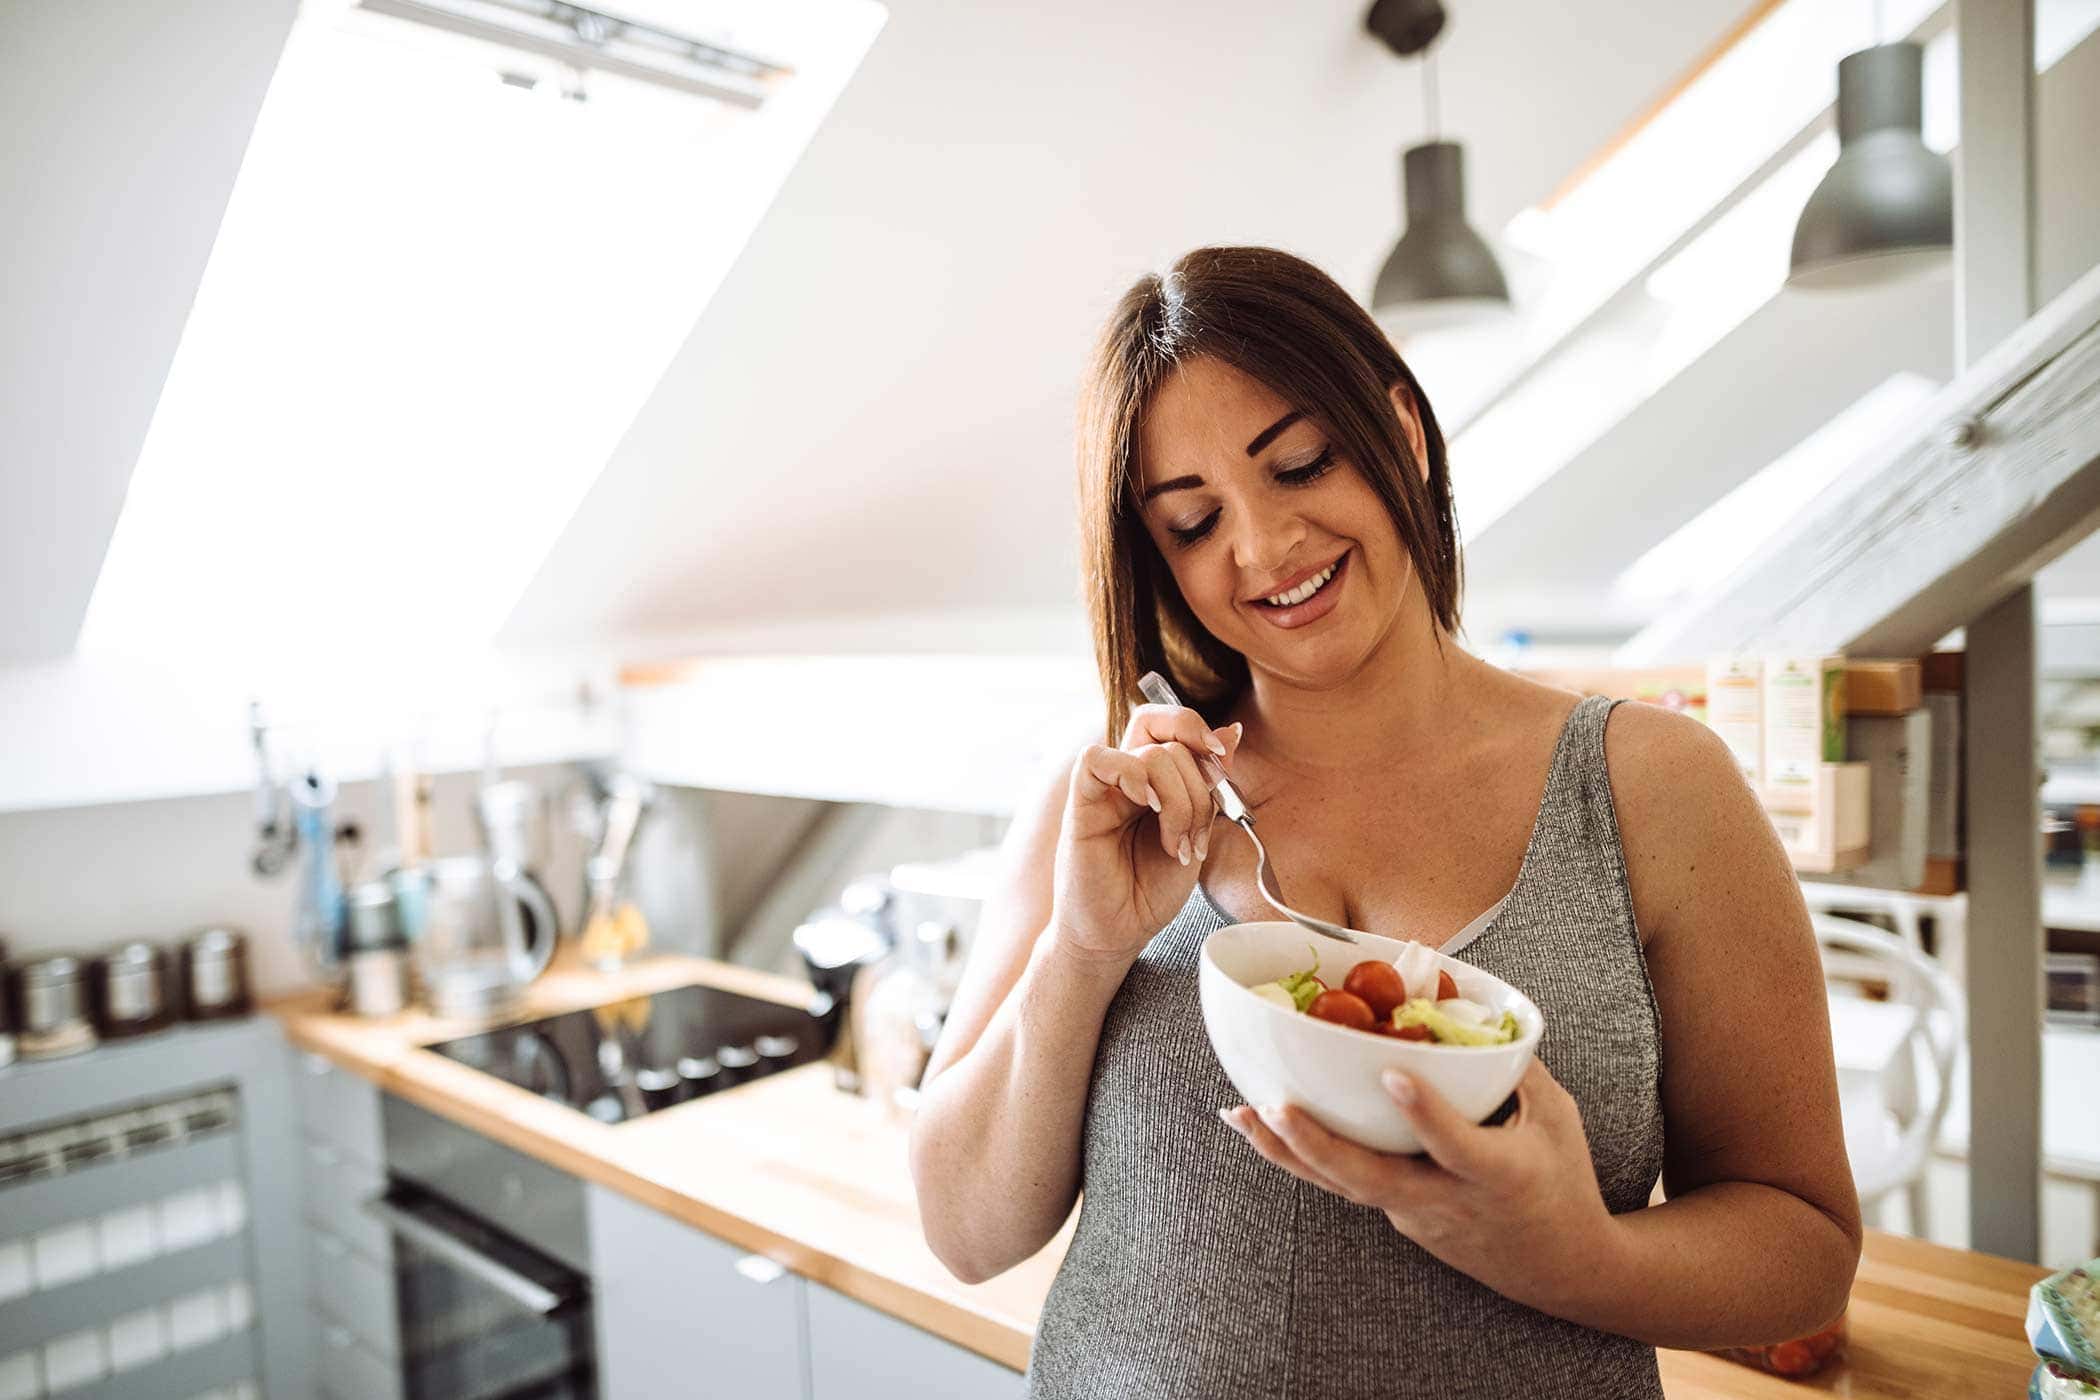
1811, 912, 1965, 1188
1800, 883, 1929, 954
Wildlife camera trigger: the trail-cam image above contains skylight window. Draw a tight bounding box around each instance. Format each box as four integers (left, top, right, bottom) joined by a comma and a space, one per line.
80, 0, 883, 661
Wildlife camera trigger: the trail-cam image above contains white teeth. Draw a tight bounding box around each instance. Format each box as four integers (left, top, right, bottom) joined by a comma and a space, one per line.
1262, 559, 1339, 607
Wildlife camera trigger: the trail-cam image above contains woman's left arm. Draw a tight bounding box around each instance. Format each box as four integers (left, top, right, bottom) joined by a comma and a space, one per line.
1225, 703, 1862, 1349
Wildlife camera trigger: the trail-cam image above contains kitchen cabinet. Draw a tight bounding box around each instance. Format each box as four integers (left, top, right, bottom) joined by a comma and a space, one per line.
588, 1184, 806, 1400
805, 1281, 1026, 1400
295, 1051, 399, 1400
0, 1019, 311, 1400
587, 1183, 1029, 1400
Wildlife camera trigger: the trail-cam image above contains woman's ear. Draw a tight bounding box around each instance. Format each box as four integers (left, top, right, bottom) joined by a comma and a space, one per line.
1389, 382, 1429, 482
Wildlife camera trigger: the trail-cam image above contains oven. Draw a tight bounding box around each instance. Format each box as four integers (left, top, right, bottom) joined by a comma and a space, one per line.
375, 1095, 596, 1399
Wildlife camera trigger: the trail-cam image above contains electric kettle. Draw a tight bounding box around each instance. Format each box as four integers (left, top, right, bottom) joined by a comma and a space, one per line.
396, 855, 558, 1019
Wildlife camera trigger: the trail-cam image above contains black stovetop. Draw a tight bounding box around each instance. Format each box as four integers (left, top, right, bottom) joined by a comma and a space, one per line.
427, 982, 831, 1125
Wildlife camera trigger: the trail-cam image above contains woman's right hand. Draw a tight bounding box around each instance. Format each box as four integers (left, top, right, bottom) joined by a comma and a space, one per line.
1050, 704, 1243, 968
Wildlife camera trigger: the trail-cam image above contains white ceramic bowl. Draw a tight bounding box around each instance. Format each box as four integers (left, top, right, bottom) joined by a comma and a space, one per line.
1198, 920, 1544, 1154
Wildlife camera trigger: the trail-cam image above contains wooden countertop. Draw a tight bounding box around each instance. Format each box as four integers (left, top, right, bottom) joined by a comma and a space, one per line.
271, 954, 2047, 1394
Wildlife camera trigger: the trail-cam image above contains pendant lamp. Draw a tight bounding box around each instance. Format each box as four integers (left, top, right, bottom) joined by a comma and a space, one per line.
1788, 40, 1952, 290
1364, 1, 1510, 332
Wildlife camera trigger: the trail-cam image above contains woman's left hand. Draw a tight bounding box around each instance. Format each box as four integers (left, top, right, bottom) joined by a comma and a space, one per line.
1221, 1058, 1623, 1315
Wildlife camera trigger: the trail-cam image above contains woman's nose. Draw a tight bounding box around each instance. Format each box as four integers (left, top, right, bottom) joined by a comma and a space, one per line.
1228, 507, 1308, 575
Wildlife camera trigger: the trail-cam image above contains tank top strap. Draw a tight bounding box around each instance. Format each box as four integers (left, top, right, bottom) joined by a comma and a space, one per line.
1520, 692, 1638, 938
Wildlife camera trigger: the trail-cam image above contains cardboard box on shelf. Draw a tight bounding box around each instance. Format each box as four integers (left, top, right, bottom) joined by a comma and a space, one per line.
1764, 657, 1848, 812
1770, 761, 1872, 874
1913, 856, 1962, 896
1808, 712, 1930, 890
1920, 650, 1964, 693
1913, 649, 1963, 894
1843, 659, 1923, 715
1924, 691, 1962, 863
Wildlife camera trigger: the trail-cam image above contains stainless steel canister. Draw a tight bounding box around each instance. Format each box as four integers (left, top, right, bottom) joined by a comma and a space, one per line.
12, 956, 97, 1059
342, 883, 408, 1017
90, 942, 172, 1037
179, 928, 252, 1020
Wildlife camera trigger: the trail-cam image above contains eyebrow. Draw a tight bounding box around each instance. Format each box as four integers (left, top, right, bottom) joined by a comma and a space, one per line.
1138, 410, 1304, 504
1244, 410, 1302, 456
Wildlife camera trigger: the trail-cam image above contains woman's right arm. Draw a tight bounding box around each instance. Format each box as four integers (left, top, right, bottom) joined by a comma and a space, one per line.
909, 706, 1240, 1284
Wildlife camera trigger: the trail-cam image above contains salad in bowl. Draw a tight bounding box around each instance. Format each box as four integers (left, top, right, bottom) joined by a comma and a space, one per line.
1199, 920, 1543, 1154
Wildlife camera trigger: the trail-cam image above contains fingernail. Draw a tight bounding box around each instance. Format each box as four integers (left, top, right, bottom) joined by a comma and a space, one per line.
1383, 1070, 1416, 1106
1147, 786, 1161, 813
1196, 832, 1209, 861
1217, 1107, 1242, 1131
1206, 734, 1228, 756
1231, 722, 1244, 742
1259, 1104, 1286, 1126
1178, 838, 1191, 866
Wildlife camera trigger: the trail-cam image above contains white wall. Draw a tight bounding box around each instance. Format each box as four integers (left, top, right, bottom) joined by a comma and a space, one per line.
0, 764, 1007, 998
0, 763, 581, 996
0, 645, 620, 814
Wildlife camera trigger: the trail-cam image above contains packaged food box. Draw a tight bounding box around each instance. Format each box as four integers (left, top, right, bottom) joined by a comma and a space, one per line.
1770, 762, 1871, 873
1764, 656, 1848, 812
1706, 656, 1762, 788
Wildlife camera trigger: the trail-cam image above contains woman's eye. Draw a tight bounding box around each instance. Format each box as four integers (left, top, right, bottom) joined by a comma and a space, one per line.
1164, 448, 1336, 548
1169, 513, 1219, 546
1278, 447, 1336, 484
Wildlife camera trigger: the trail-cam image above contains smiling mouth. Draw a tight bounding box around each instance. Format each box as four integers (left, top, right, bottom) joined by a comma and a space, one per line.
1253, 552, 1347, 608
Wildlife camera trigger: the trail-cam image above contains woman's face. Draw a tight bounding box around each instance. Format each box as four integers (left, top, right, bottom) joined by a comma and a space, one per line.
1133, 355, 1427, 684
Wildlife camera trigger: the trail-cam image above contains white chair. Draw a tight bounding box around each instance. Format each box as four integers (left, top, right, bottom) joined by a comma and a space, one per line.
1812, 912, 1964, 1236
1797, 881, 1968, 982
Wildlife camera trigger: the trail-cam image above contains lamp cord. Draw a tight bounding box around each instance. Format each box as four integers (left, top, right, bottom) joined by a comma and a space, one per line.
1422, 50, 1440, 141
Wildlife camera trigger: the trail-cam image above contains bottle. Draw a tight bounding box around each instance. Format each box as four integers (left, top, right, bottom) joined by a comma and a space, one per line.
852, 923, 958, 1120
910, 921, 964, 1059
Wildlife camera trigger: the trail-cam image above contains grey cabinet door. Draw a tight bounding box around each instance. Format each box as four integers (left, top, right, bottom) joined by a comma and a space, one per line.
586, 1184, 805, 1400
805, 1283, 1026, 1400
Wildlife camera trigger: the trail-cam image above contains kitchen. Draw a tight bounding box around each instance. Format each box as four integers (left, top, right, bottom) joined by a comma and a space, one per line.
3, 0, 2099, 1396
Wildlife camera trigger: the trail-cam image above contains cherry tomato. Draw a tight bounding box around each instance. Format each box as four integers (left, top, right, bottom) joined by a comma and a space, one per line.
1435, 969, 1458, 1001
1762, 1342, 1818, 1376
1342, 961, 1405, 1019
1391, 1022, 1434, 1042
1305, 989, 1376, 1032
1803, 1318, 1845, 1361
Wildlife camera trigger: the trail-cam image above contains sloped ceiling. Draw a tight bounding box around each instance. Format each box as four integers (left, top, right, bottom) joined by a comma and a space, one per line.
499, 0, 1752, 647
1462, 23, 2100, 646
0, 0, 299, 663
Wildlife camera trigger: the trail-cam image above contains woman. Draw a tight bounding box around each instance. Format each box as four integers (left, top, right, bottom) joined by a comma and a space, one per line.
908, 246, 1860, 1399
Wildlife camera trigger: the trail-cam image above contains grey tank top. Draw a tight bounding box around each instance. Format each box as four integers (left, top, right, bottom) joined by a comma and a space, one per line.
1027, 695, 1666, 1400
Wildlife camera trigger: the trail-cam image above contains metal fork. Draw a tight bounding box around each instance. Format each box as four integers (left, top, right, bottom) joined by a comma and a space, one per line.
1136, 671, 1362, 946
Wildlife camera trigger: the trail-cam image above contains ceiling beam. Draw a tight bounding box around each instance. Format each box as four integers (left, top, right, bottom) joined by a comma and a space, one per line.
1618, 255, 2100, 663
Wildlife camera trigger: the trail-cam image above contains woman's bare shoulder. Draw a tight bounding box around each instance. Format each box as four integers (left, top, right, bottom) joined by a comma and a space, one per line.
1601, 699, 1794, 943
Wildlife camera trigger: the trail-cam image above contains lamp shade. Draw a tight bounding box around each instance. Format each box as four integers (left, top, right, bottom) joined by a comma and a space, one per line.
1371, 140, 1511, 333
1788, 41, 1952, 290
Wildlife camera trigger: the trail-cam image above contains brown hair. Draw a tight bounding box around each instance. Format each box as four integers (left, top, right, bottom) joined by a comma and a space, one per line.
1077, 245, 1462, 743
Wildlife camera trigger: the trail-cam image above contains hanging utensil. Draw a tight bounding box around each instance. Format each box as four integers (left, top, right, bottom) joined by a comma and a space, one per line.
289, 767, 350, 976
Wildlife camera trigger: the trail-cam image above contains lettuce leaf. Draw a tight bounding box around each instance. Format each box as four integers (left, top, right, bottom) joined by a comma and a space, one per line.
1249, 945, 1324, 1012
1392, 998, 1520, 1046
